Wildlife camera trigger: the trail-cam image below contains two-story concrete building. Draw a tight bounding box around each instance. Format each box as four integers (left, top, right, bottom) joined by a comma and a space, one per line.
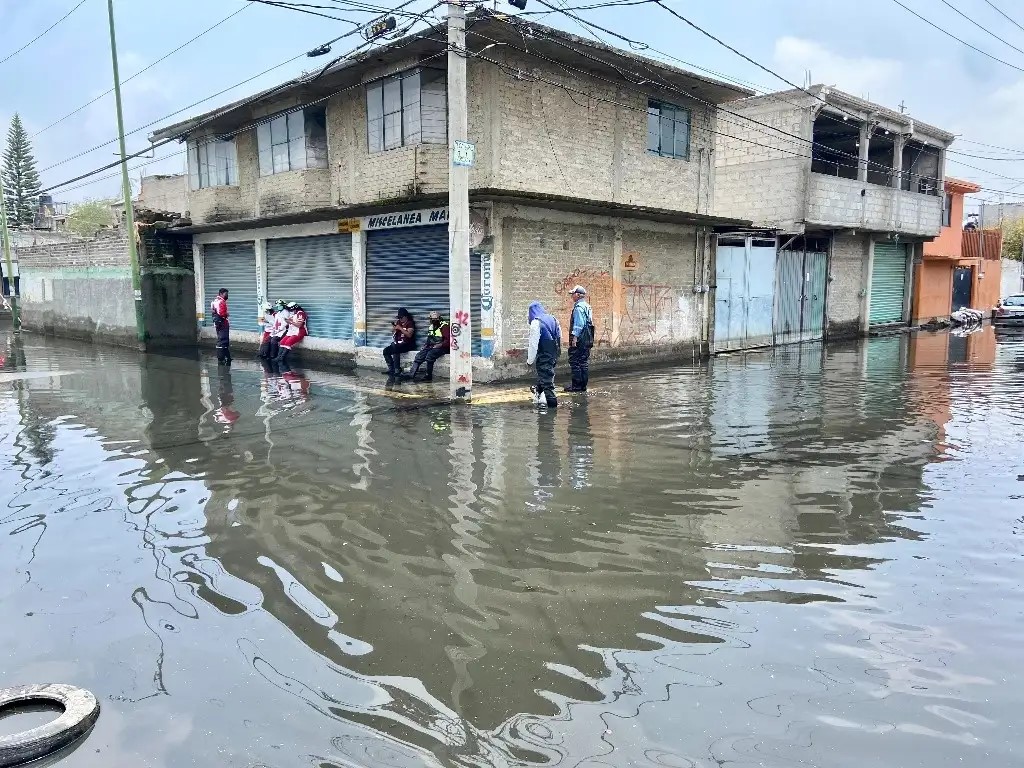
150, 11, 752, 379
714, 86, 955, 351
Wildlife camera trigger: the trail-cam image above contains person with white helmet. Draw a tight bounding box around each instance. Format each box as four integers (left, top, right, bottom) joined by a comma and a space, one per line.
566, 285, 594, 392
267, 299, 289, 362
257, 301, 276, 360
274, 301, 308, 369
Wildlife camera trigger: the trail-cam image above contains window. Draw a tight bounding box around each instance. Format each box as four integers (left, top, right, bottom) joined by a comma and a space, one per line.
257, 106, 328, 176
941, 193, 953, 228
647, 100, 691, 160
189, 139, 237, 189
366, 68, 446, 153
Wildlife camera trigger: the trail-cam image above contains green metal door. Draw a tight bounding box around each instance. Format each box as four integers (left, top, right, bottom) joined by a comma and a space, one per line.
869, 243, 908, 325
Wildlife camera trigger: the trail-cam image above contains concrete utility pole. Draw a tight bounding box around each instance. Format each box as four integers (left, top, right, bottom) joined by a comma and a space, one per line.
107, 0, 145, 345
447, 0, 473, 401
0, 174, 20, 330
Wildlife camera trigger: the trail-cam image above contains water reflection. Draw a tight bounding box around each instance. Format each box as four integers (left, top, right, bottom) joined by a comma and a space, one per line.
0, 329, 1021, 767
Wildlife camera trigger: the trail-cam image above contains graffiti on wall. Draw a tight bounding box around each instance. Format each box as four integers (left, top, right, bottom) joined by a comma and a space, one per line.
620, 282, 678, 345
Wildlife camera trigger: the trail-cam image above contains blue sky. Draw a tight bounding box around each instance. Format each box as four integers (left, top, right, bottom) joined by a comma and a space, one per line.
2, 0, 1024, 210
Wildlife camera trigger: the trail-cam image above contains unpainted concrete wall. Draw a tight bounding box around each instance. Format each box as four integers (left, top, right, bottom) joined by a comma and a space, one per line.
715, 94, 814, 229
827, 232, 868, 338
1002, 258, 1023, 297
806, 174, 942, 236
185, 52, 716, 225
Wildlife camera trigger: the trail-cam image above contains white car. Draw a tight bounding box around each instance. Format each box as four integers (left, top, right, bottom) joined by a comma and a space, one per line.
994, 294, 1024, 325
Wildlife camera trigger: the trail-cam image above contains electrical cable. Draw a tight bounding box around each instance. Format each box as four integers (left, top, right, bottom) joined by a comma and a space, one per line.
245, 0, 361, 23
32, 4, 253, 139
0, 0, 90, 67
938, 0, 1024, 58
40, 9, 448, 193
890, 0, 1024, 73
983, 0, 1024, 36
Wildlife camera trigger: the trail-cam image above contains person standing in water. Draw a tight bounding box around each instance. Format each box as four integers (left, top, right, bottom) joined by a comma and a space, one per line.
527, 301, 561, 407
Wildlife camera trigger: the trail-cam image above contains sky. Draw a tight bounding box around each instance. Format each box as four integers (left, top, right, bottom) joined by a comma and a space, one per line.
3, 0, 1024, 214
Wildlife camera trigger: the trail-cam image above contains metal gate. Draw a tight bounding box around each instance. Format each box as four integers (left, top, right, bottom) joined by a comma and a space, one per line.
365, 225, 481, 354
952, 266, 973, 311
266, 234, 353, 341
714, 235, 777, 352
203, 242, 259, 332
775, 237, 828, 344
869, 242, 908, 325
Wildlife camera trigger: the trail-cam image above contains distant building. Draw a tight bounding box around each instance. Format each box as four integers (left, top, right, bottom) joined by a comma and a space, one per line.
979, 201, 1024, 229
111, 174, 188, 226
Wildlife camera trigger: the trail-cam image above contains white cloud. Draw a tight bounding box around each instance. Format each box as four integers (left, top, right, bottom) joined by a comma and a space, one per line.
772, 36, 903, 102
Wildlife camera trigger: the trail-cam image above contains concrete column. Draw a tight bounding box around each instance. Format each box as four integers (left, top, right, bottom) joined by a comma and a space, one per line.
611, 226, 623, 345
488, 209, 504, 356
254, 238, 267, 330
193, 242, 205, 328
891, 133, 905, 189
351, 228, 367, 345
858, 123, 870, 182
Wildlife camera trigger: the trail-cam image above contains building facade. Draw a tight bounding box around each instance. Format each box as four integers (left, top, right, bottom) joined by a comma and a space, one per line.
714, 86, 955, 350
913, 178, 1002, 322
150, 13, 750, 379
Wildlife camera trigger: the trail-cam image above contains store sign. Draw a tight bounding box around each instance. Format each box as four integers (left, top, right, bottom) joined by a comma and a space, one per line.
337, 218, 360, 233
452, 140, 476, 168
364, 207, 449, 230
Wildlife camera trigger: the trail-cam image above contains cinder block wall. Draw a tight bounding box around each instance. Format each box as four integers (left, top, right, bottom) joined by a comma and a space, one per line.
827, 232, 868, 338
495, 205, 707, 374
714, 94, 815, 229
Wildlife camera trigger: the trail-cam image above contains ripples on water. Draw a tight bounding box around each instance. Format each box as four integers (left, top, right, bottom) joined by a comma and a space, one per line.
0, 327, 1021, 767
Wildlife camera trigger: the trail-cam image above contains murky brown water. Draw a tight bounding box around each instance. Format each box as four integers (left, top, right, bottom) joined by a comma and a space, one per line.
1, 326, 1022, 767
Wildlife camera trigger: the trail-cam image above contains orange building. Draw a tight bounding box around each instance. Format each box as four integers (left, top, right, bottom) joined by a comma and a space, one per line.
912, 177, 1002, 323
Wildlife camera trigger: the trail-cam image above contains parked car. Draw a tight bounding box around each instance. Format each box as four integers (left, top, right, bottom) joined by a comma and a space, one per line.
993, 294, 1024, 325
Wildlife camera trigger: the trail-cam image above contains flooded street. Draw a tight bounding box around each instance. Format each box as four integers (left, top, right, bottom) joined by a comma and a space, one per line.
1, 327, 1022, 768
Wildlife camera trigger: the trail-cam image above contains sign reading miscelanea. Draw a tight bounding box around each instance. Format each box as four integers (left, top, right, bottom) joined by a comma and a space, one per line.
363, 207, 449, 230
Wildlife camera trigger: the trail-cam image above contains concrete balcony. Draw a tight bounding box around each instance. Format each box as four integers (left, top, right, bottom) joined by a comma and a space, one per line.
187, 186, 252, 225
805, 173, 942, 237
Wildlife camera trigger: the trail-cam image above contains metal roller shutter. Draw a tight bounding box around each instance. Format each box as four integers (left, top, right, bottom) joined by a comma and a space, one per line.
365, 225, 483, 354
266, 234, 353, 341
203, 242, 258, 332
869, 243, 908, 325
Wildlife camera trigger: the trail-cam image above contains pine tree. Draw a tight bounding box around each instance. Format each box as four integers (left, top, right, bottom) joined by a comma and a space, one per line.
2, 114, 42, 226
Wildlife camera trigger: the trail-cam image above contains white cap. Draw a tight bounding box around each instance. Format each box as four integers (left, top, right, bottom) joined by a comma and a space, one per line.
571, 285, 587, 296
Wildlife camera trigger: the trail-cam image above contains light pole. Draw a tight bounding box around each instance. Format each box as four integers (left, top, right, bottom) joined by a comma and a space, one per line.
0, 173, 20, 331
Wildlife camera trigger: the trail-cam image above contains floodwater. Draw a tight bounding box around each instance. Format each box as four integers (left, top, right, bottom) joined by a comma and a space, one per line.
1, 327, 1022, 768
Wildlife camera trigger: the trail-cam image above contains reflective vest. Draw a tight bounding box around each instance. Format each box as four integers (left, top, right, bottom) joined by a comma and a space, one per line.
428, 321, 448, 343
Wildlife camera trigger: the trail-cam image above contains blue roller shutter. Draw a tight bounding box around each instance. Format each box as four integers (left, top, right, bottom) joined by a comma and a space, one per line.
869, 243, 908, 325
203, 242, 259, 332
266, 234, 353, 340
365, 225, 482, 354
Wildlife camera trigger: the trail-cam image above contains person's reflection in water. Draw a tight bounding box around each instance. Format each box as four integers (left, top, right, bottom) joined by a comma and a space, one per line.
568, 400, 594, 490
280, 369, 312, 414
213, 366, 240, 432
530, 409, 562, 509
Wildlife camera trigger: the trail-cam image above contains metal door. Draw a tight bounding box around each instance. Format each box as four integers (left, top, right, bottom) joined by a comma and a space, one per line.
951, 266, 973, 311
775, 248, 804, 345
365, 226, 482, 354
203, 242, 259, 332
869, 243, 908, 325
804, 251, 827, 337
714, 237, 777, 352
266, 234, 353, 340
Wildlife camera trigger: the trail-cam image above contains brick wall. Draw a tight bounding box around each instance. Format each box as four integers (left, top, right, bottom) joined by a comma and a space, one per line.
715, 95, 813, 228
14, 230, 130, 268
499, 207, 703, 355
807, 174, 942, 236
138, 175, 187, 215
828, 232, 868, 336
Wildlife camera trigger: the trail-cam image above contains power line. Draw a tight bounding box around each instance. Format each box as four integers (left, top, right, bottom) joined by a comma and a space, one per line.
32, 4, 253, 139
890, 0, 1024, 73
0, 0, 90, 66
245, 0, 361, 23
938, 0, 1024, 57
982, 0, 1024, 36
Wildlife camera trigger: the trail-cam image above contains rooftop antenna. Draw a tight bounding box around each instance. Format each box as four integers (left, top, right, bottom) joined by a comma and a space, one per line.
803, 69, 812, 88
898, 100, 908, 114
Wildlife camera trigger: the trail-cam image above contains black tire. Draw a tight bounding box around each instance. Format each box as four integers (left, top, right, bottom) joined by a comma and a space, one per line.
0, 684, 100, 767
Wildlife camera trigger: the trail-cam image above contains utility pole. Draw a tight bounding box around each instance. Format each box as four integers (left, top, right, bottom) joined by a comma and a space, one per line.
107, 0, 145, 345
0, 173, 20, 331
447, 0, 473, 400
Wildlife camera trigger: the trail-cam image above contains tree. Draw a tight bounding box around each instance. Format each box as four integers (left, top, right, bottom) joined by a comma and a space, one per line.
1002, 219, 1024, 261
2, 114, 42, 226
65, 199, 115, 238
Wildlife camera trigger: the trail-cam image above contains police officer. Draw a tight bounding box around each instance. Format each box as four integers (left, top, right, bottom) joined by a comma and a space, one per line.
566, 285, 593, 392
406, 311, 449, 382
527, 301, 561, 407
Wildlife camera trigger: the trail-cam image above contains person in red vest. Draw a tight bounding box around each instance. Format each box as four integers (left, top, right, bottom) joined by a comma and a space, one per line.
274, 301, 307, 369
210, 288, 231, 365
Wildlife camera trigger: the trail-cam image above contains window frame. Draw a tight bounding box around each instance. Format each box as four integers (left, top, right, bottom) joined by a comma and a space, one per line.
941, 192, 953, 228
647, 100, 691, 161
189, 139, 238, 190
257, 106, 328, 177
366, 67, 447, 154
